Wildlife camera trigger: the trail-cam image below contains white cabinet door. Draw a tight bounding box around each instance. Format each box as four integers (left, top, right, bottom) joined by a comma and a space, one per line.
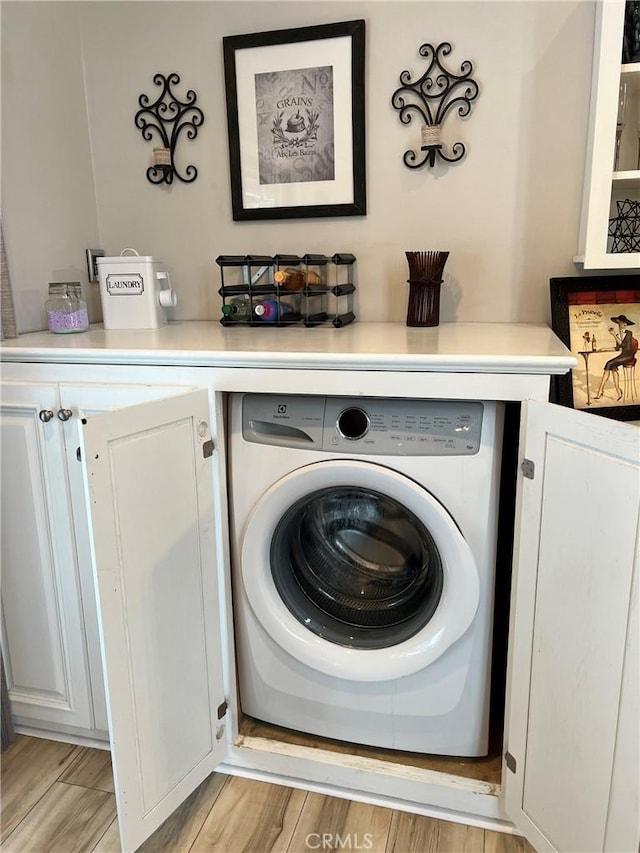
0, 382, 93, 729
59, 382, 191, 734
81, 389, 228, 853
504, 401, 640, 852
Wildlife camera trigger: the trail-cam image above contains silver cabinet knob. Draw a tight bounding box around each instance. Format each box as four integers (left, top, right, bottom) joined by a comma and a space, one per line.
57, 408, 73, 422
39, 409, 55, 423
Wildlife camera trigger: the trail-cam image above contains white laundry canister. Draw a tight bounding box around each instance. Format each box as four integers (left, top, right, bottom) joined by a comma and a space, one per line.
96, 250, 177, 330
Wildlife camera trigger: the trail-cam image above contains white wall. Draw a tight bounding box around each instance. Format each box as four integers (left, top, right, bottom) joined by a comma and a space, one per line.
1, 2, 102, 333
2, 0, 596, 332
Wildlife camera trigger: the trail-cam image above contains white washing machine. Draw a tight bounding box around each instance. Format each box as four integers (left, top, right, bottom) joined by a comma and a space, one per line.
228, 393, 504, 757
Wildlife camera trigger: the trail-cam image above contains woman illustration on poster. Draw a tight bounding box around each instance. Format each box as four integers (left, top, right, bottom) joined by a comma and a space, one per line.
594, 314, 636, 401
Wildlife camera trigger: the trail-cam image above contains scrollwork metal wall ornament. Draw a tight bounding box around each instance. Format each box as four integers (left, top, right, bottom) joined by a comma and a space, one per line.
135, 73, 204, 185
391, 43, 479, 169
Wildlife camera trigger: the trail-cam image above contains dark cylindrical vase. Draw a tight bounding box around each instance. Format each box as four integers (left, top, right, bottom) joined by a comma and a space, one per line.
406, 278, 442, 327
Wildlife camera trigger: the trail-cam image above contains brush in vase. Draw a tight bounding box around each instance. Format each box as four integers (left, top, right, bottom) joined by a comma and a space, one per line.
405, 251, 449, 327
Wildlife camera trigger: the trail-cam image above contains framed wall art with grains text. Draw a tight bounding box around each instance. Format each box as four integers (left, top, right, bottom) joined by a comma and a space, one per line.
222, 20, 366, 221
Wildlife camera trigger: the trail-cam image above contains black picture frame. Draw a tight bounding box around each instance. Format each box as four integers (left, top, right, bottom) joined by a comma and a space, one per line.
223, 20, 366, 221
550, 275, 640, 422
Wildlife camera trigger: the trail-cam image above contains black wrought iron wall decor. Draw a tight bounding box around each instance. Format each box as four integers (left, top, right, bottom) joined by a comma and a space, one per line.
391, 43, 479, 169
134, 73, 204, 185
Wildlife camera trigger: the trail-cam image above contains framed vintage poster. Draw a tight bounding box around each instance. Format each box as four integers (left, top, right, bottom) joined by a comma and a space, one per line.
222, 20, 366, 221
550, 276, 640, 421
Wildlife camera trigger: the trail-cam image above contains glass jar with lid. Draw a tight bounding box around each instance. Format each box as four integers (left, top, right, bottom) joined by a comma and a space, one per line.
46, 282, 89, 334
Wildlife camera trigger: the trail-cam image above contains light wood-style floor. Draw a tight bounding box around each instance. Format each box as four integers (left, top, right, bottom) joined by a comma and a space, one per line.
1, 735, 535, 852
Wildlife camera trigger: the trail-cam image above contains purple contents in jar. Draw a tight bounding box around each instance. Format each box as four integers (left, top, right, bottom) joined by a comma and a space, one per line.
47, 308, 89, 334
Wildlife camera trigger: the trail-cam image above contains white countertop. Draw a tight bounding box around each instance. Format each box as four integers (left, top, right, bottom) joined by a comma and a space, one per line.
0, 321, 575, 374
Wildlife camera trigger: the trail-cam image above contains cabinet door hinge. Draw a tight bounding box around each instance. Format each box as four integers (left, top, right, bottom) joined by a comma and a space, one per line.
217, 700, 228, 719
203, 439, 214, 458
505, 751, 517, 773
521, 458, 535, 479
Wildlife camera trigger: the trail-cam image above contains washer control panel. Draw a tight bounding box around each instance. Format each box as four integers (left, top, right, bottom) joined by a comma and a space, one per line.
242, 395, 483, 456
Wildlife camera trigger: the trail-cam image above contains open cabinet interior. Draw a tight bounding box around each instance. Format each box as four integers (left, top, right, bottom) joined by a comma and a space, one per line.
228, 402, 522, 796
235, 712, 504, 789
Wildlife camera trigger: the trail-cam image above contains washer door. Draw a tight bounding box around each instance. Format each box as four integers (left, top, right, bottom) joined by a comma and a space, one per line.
240, 460, 479, 681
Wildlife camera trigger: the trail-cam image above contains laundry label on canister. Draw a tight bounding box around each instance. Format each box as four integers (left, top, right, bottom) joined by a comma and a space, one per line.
106, 274, 144, 296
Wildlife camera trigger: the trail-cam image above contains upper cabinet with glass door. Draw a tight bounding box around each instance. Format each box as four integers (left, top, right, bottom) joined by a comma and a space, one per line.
577, 0, 640, 269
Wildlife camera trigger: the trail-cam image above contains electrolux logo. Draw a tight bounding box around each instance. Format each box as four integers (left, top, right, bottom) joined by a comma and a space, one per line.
106, 274, 144, 296
305, 833, 374, 850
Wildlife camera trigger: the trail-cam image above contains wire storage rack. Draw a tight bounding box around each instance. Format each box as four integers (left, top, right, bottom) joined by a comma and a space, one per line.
216, 253, 356, 327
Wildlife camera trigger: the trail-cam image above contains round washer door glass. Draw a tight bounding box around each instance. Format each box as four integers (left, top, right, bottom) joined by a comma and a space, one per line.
271, 486, 443, 649
240, 460, 479, 682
